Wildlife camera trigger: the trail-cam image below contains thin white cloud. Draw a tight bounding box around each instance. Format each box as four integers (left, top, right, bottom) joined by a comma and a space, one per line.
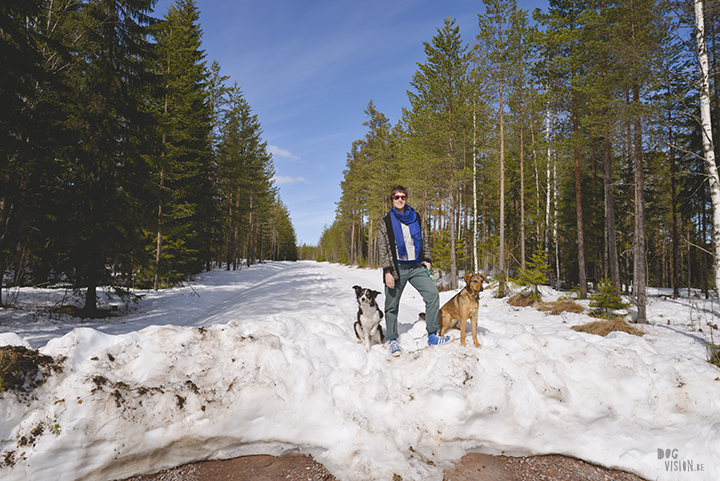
268, 145, 300, 160
273, 175, 308, 185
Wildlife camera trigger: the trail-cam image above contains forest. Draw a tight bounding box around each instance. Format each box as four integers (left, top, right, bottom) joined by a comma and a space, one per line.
317, 0, 720, 322
1, 0, 298, 315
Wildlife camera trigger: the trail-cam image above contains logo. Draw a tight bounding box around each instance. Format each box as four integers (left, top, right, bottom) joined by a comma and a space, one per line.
657, 448, 705, 473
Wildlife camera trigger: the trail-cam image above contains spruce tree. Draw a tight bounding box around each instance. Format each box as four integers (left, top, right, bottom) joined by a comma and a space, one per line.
589, 278, 629, 319
517, 250, 549, 301
0, 0, 50, 304
150, 0, 215, 287
49, 0, 156, 316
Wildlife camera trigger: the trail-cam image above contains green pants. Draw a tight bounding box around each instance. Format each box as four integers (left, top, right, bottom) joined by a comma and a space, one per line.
384, 263, 439, 341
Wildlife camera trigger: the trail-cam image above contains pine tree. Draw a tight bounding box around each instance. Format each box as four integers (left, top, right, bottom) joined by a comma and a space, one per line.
478, 0, 515, 284
536, 0, 592, 298
263, 197, 298, 261
579, 3, 623, 290
216, 86, 275, 268
507, 6, 534, 271
406, 17, 471, 289
149, 0, 215, 287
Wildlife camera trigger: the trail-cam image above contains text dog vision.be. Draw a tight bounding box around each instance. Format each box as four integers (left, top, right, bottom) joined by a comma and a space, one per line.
657, 449, 705, 473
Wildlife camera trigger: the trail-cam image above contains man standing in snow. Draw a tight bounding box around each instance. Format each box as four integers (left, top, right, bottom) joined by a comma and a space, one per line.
378, 185, 450, 356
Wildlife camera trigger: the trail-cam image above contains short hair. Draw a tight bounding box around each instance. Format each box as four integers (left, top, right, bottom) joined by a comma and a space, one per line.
390, 185, 408, 198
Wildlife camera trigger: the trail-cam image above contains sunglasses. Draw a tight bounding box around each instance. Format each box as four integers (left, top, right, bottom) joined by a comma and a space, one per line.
393, 194, 407, 200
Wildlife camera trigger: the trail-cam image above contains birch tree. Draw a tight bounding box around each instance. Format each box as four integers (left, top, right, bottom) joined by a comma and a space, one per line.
695, 0, 720, 295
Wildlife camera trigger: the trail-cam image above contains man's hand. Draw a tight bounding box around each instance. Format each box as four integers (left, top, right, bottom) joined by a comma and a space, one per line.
385, 271, 395, 289
421, 261, 431, 270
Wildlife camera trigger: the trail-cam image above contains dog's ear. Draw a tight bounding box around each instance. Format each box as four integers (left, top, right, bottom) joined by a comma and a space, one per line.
463, 273, 473, 284
369, 289, 380, 299
353, 285, 362, 295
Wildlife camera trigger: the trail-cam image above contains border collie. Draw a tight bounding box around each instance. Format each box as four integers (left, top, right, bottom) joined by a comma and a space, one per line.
352, 285, 384, 352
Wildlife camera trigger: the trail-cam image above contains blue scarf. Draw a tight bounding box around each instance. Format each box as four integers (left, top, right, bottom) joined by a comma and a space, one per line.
390, 205, 422, 261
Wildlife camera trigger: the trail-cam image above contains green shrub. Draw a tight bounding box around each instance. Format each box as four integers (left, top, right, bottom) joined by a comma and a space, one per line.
516, 250, 549, 301
709, 344, 720, 369
589, 279, 629, 319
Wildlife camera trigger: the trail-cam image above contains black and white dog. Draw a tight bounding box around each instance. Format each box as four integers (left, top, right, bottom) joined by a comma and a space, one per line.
353, 285, 384, 352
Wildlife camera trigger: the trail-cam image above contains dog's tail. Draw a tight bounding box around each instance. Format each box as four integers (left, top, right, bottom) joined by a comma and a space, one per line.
418, 312, 426, 320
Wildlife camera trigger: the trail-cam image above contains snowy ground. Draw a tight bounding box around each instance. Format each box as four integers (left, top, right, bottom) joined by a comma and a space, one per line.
1, 260, 719, 481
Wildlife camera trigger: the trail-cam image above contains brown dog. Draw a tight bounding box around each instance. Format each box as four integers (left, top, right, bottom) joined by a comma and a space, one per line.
438, 273, 489, 347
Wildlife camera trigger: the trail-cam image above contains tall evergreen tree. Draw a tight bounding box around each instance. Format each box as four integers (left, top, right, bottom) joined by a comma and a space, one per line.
478, 0, 515, 281
149, 0, 215, 288
536, 0, 592, 297
610, 0, 666, 321
216, 86, 275, 268
407, 17, 471, 289
50, 0, 157, 315
507, 5, 536, 270
576, 2, 623, 289
0, 0, 52, 305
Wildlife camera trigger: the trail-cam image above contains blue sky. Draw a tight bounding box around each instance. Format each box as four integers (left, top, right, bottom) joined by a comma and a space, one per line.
177, 0, 548, 245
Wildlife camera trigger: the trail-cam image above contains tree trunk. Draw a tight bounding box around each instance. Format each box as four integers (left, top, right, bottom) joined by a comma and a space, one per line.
473, 108, 479, 273
226, 190, 233, 270
448, 102, 458, 289
633, 84, 647, 323
499, 79, 506, 282
695, 0, 720, 296
520, 100, 526, 271
155, 52, 171, 291
0, 263, 4, 307
671, 145, 680, 298
545, 107, 552, 259
154, 169, 164, 291
603, 136, 621, 289
573, 103, 587, 298
84, 276, 97, 317
350, 215, 356, 265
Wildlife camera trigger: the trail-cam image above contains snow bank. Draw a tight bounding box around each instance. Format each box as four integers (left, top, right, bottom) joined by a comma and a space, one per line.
1, 261, 719, 480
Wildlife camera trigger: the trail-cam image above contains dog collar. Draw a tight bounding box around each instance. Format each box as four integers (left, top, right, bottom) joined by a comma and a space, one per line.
464, 285, 480, 299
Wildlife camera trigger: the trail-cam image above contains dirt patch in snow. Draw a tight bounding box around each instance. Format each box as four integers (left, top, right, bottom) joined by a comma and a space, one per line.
118, 452, 647, 481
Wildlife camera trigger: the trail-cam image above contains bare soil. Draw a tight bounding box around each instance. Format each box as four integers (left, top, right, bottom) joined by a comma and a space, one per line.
119, 452, 647, 481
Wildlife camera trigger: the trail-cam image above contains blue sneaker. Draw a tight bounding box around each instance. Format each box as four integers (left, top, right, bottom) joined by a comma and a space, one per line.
389, 340, 402, 357
427, 333, 450, 346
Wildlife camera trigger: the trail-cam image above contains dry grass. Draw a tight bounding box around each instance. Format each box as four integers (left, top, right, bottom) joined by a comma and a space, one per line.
536, 299, 586, 315
508, 295, 587, 317
508, 293, 535, 307
570, 319, 644, 337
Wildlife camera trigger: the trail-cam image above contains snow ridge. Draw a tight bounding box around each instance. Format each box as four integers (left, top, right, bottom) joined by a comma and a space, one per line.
1, 261, 719, 480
